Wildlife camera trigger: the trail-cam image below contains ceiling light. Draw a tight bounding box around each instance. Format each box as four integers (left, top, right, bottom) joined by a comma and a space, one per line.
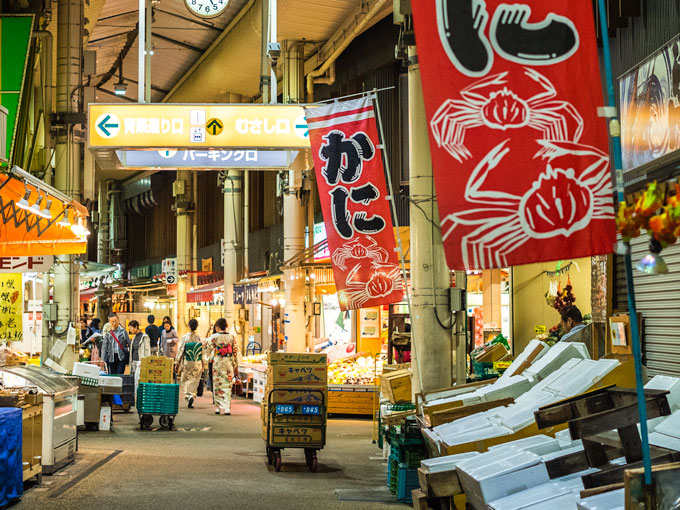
29, 194, 44, 216
17, 189, 31, 210
636, 238, 669, 275
114, 54, 127, 96
58, 208, 72, 227
36, 199, 52, 219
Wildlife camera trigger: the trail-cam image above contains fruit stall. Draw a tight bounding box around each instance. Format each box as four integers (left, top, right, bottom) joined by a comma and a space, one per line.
327, 354, 382, 416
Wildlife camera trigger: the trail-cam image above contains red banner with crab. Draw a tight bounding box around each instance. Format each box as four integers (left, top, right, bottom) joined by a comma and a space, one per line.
304, 97, 404, 310
411, 1, 616, 270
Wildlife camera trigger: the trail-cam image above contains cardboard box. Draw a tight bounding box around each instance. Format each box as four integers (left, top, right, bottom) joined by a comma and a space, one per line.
267, 364, 327, 386
267, 388, 327, 405
141, 356, 174, 369
475, 343, 509, 363
380, 369, 411, 403
267, 352, 327, 365
99, 406, 112, 431
268, 423, 323, 446
73, 362, 101, 379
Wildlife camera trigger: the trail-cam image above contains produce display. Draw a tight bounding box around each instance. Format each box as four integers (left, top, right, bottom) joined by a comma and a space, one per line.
241, 353, 267, 365
327, 355, 383, 385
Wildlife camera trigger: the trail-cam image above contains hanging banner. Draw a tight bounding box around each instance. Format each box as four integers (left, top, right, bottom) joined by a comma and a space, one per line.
411, 1, 616, 270
305, 97, 403, 310
0, 273, 22, 343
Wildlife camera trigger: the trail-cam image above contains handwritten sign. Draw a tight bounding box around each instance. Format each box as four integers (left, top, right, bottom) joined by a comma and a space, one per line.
0, 274, 22, 343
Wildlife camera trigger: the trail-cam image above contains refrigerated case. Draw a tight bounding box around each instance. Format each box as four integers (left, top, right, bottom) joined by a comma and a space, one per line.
0, 365, 78, 474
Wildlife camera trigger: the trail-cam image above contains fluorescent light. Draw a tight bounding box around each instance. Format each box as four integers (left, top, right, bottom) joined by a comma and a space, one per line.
17, 190, 31, 210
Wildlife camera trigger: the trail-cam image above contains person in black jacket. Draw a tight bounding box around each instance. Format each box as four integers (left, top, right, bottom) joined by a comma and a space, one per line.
145, 314, 161, 355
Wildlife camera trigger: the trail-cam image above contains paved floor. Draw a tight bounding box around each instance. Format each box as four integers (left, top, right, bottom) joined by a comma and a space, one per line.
16, 394, 399, 510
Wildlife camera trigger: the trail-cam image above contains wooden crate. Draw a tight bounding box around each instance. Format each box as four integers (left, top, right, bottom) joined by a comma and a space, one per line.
22, 403, 43, 482
327, 385, 378, 415
381, 369, 412, 404
417, 467, 463, 498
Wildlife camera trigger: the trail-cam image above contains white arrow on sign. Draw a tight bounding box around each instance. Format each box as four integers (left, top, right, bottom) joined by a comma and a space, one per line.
95, 113, 121, 138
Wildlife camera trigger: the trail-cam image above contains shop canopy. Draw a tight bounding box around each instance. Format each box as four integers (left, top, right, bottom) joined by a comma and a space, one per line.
0, 167, 89, 256
187, 280, 224, 303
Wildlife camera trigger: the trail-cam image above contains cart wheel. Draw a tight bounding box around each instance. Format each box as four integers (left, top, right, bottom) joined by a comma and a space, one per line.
304, 448, 312, 467
309, 455, 318, 473
141, 414, 154, 428
274, 451, 282, 472
266, 447, 274, 465
168, 417, 174, 430
159, 415, 170, 429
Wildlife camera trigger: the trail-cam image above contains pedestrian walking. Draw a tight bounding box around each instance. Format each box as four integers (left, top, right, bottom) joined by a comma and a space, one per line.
175, 319, 205, 408
101, 313, 131, 375
160, 319, 180, 359
145, 314, 161, 355
207, 318, 239, 415
128, 320, 151, 393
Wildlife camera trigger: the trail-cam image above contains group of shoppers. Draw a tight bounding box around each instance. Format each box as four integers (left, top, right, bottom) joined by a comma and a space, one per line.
94, 312, 240, 415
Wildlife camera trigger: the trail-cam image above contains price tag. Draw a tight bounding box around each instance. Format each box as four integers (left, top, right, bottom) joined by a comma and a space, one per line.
275, 404, 295, 415
534, 325, 547, 334
301, 405, 320, 415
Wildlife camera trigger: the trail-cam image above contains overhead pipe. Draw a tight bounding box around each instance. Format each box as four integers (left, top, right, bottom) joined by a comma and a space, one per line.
305, 0, 388, 102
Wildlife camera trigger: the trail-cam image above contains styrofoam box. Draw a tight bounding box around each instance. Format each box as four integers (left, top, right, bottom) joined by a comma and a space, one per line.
480, 376, 533, 403
420, 451, 480, 474
645, 376, 680, 431
648, 431, 680, 451
498, 339, 549, 383
458, 461, 550, 504
555, 428, 581, 449
541, 444, 585, 463
99, 375, 123, 388
542, 359, 619, 399
524, 343, 589, 381
73, 362, 101, 379
457, 446, 541, 481
488, 482, 572, 510
435, 410, 495, 437
652, 409, 680, 440
524, 493, 581, 510
441, 424, 511, 447
489, 435, 561, 457
576, 489, 625, 510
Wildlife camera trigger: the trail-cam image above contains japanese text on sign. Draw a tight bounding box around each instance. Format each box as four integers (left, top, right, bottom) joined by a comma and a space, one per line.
0, 274, 23, 343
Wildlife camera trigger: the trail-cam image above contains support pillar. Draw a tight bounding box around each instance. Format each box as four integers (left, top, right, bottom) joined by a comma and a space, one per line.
47, 0, 83, 369
282, 172, 306, 352
408, 46, 454, 392
222, 170, 242, 340
176, 170, 193, 336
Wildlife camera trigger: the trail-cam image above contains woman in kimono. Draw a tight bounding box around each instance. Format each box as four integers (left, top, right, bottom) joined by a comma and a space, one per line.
175, 319, 205, 409
207, 318, 239, 415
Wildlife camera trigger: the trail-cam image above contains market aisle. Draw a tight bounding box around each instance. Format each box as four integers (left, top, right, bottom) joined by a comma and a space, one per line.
16, 396, 394, 510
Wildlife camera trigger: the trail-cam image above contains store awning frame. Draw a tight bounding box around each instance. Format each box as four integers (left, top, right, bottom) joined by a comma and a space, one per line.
187, 279, 224, 303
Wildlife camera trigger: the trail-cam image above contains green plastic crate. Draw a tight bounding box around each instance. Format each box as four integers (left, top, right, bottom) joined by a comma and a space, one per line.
137, 383, 179, 415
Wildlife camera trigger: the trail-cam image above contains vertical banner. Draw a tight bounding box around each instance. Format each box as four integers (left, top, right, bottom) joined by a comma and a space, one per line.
0, 273, 22, 343
305, 97, 404, 310
411, 1, 616, 270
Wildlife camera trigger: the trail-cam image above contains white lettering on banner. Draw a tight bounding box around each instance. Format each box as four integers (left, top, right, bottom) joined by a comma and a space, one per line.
234, 118, 292, 135
0, 256, 54, 273
124, 117, 184, 135
246, 151, 257, 162
161, 119, 171, 134
172, 119, 184, 134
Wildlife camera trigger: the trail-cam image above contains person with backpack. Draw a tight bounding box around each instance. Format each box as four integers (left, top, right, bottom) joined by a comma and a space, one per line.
101, 313, 131, 375
175, 319, 205, 408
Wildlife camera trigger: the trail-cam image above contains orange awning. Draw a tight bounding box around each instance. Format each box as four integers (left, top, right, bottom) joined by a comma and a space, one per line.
0, 172, 89, 256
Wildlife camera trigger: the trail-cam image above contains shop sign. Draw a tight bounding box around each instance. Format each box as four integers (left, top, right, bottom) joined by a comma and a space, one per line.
0, 273, 22, 342
0, 255, 52, 273
233, 283, 259, 305
89, 104, 311, 149
411, 1, 616, 270
312, 222, 330, 261
162, 258, 177, 285
619, 35, 680, 171
305, 97, 403, 310
115, 149, 298, 169
130, 265, 151, 280
201, 258, 213, 272
534, 325, 547, 335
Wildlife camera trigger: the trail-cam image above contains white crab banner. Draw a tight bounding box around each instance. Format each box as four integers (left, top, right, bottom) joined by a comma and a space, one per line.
412, 0, 616, 270
305, 97, 404, 310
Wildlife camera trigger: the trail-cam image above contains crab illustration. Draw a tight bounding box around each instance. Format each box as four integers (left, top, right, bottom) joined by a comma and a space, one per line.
332, 238, 389, 270
442, 139, 615, 269
431, 68, 584, 162
339, 262, 404, 309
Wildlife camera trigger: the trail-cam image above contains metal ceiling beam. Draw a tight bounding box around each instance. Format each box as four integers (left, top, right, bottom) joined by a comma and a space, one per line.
152, 32, 203, 53
154, 9, 222, 31
98, 10, 138, 22
89, 31, 130, 44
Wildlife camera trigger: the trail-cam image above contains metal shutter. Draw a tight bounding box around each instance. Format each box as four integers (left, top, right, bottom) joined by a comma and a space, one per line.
615, 236, 680, 377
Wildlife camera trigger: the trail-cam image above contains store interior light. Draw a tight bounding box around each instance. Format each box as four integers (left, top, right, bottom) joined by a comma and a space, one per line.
17, 188, 31, 210
58, 207, 72, 227
636, 238, 669, 275
36, 199, 52, 219
271, 298, 278, 306
29, 193, 44, 216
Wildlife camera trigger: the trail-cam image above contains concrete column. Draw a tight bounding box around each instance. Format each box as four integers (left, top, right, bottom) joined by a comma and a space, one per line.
408, 46, 454, 393
282, 172, 306, 352
176, 170, 193, 336
97, 180, 109, 264
48, 0, 83, 369
222, 170, 242, 339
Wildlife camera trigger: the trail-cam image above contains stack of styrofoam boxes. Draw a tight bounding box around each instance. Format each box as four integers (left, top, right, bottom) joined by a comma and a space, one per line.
577, 489, 625, 510
496, 340, 549, 383
488, 473, 585, 510
420, 451, 480, 475
456, 446, 550, 510
253, 368, 267, 404
644, 375, 680, 453
73, 362, 101, 379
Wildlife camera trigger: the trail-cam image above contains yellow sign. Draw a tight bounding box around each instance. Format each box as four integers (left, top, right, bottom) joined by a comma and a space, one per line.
201, 258, 213, 272
534, 325, 547, 334
206, 118, 223, 136
88, 104, 311, 149
0, 274, 22, 343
